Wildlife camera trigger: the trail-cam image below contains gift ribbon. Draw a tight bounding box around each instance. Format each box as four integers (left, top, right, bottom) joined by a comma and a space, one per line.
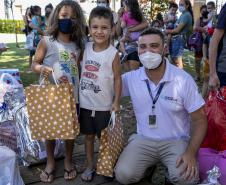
108, 111, 116, 131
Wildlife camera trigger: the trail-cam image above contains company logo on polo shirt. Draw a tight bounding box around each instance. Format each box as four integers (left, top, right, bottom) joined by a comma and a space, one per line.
161, 95, 177, 102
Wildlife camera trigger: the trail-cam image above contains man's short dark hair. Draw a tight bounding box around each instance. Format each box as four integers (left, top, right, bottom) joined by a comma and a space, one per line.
207, 1, 215, 8
169, 2, 178, 9
89, 7, 114, 28
140, 27, 165, 44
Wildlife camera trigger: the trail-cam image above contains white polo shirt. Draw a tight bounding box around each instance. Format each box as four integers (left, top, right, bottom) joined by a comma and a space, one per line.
122, 59, 205, 140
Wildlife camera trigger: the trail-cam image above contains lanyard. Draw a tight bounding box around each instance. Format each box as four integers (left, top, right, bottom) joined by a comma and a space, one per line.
145, 79, 165, 112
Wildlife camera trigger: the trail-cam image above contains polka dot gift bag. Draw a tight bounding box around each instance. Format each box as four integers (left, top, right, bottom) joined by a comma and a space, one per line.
25, 73, 79, 140
96, 111, 124, 177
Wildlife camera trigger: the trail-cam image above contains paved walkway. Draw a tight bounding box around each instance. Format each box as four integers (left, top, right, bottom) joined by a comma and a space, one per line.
0, 33, 25, 44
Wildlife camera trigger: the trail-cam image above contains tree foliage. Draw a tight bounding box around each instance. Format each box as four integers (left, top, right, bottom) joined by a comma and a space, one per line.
140, 0, 169, 21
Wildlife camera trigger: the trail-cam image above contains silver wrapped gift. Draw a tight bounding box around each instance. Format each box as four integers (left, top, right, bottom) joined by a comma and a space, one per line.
0, 73, 65, 166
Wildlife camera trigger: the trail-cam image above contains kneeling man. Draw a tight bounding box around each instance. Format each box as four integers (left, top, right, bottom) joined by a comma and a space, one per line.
115, 28, 207, 185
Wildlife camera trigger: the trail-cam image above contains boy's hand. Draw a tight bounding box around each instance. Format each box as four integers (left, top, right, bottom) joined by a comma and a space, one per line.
112, 102, 120, 112
41, 66, 53, 78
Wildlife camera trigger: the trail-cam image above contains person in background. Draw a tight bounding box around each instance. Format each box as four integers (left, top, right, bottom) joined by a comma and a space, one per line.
44, 3, 54, 28
166, 0, 194, 69
193, 5, 208, 82
151, 19, 161, 29
202, 2, 217, 97
119, 0, 143, 57
164, 2, 178, 56
156, 13, 164, 28
23, 7, 32, 36
209, 3, 226, 89
29, 5, 46, 66
117, 0, 148, 71
31, 0, 86, 182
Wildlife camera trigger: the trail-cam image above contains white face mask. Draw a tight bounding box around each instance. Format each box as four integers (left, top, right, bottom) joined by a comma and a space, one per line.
97, 3, 107, 7
139, 51, 163, 70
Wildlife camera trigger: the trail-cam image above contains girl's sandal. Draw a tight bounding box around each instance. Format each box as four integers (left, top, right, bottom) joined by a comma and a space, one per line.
40, 170, 55, 183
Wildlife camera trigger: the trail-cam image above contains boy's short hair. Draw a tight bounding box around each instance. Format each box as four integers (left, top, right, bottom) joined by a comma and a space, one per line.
207, 1, 215, 8
169, 2, 178, 9
89, 7, 114, 28
140, 27, 165, 44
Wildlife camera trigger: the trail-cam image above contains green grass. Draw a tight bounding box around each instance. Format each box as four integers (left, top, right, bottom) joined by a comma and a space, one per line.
0, 42, 39, 87
0, 43, 196, 87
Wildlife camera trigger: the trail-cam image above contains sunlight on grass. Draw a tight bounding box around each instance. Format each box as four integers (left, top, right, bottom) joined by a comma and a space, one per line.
0, 42, 38, 87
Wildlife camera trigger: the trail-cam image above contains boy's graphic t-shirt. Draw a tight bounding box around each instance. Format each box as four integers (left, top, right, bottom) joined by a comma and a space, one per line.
79, 42, 117, 111
42, 36, 80, 103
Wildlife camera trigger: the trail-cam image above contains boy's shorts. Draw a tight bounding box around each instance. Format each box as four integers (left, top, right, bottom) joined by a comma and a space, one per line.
79, 108, 110, 138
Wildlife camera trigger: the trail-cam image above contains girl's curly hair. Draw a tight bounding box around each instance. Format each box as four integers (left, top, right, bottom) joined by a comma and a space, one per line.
47, 0, 86, 50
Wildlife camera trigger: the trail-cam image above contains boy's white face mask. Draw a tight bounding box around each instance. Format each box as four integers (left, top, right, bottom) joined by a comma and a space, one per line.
139, 51, 163, 70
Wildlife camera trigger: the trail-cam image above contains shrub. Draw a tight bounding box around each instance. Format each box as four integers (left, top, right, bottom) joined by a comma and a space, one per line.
0, 19, 25, 34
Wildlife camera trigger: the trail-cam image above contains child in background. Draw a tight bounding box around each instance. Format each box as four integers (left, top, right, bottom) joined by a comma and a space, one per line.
31, 0, 86, 182
79, 7, 121, 182
164, 2, 178, 54
119, 0, 143, 54
202, 2, 217, 98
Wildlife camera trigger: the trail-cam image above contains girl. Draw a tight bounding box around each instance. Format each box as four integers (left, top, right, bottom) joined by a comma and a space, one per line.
117, 0, 148, 71
119, 0, 142, 55
31, 0, 86, 183
166, 0, 194, 69
79, 7, 121, 182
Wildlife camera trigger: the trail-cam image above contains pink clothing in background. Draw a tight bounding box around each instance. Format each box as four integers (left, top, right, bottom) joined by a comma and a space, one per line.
122, 11, 139, 27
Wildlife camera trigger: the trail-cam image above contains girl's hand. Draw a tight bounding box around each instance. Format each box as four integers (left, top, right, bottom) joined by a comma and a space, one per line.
41, 66, 53, 78
58, 76, 69, 83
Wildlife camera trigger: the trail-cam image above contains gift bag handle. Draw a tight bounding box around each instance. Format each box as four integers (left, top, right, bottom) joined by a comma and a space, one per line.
108, 111, 116, 131
39, 68, 59, 87
0, 73, 22, 89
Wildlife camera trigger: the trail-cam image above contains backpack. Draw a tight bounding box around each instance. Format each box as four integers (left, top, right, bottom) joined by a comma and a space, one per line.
187, 31, 203, 52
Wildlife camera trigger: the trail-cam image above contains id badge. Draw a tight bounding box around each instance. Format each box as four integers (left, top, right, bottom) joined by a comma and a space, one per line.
149, 115, 157, 128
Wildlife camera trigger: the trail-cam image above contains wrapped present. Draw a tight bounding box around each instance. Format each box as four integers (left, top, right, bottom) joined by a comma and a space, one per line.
0, 146, 25, 185
0, 121, 19, 153
25, 78, 79, 140
14, 105, 65, 166
0, 69, 22, 84
96, 112, 124, 177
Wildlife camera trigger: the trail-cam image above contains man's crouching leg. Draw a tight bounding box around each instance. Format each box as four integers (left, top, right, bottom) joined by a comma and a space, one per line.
114, 134, 158, 184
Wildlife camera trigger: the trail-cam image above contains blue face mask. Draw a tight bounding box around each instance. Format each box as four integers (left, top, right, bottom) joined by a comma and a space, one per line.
179, 5, 185, 13
58, 18, 72, 34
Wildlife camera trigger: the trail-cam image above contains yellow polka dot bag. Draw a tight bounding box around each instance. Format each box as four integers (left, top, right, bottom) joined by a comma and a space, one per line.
25, 74, 79, 140
96, 111, 124, 177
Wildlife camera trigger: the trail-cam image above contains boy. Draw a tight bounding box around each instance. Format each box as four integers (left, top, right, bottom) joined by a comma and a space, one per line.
79, 7, 122, 182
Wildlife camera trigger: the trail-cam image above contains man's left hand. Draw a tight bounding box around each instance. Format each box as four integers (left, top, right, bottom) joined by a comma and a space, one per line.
176, 151, 198, 181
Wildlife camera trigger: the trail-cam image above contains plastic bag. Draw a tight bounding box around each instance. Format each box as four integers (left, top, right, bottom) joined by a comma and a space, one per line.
0, 146, 24, 185
24, 32, 34, 50
198, 148, 226, 185
0, 73, 65, 166
201, 87, 226, 151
